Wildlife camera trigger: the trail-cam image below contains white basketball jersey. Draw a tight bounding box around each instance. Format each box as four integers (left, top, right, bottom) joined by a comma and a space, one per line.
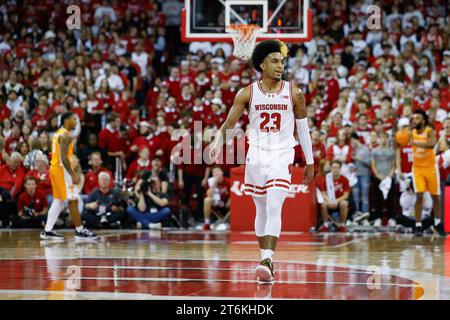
247, 80, 296, 150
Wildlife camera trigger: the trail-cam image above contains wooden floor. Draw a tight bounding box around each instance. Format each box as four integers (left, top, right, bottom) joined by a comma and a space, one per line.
0, 229, 449, 300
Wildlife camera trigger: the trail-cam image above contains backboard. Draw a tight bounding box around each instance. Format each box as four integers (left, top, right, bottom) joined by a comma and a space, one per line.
182, 0, 312, 43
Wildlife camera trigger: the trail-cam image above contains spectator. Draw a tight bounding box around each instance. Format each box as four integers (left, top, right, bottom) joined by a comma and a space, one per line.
127, 173, 171, 230
83, 151, 114, 195
82, 172, 125, 229
396, 182, 434, 233
98, 112, 123, 171
370, 132, 397, 228
26, 153, 52, 203
13, 175, 48, 228
0, 151, 26, 199
126, 146, 152, 183
350, 133, 371, 218
203, 166, 230, 231
77, 132, 106, 171
150, 156, 169, 194
317, 160, 350, 232
23, 138, 44, 170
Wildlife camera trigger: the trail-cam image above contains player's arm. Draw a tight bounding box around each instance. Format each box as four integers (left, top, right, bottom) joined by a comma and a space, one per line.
292, 83, 314, 184
59, 133, 75, 177
395, 148, 402, 175
410, 128, 437, 149
209, 86, 249, 159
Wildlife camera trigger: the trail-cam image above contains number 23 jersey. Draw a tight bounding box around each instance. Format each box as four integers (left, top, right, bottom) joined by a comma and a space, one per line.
247, 80, 296, 150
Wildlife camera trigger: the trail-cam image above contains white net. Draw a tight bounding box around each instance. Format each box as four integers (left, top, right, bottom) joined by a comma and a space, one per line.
227, 24, 261, 61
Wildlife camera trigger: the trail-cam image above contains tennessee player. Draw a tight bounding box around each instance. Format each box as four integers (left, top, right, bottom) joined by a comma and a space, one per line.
40, 112, 99, 240
410, 110, 446, 237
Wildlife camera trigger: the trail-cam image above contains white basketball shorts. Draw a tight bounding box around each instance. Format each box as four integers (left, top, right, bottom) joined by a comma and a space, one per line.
244, 146, 295, 197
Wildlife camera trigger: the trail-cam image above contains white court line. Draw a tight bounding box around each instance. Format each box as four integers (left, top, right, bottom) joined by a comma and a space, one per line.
0, 289, 154, 299
49, 275, 420, 287
31, 264, 390, 274
0, 289, 305, 300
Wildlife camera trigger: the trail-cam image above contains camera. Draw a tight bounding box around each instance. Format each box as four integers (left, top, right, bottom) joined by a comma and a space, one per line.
23, 206, 34, 218
139, 171, 155, 194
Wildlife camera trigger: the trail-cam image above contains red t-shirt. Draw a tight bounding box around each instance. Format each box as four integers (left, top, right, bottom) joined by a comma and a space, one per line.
126, 159, 152, 181
318, 174, 350, 199
0, 165, 26, 198
26, 170, 52, 196
17, 190, 48, 213
84, 168, 114, 194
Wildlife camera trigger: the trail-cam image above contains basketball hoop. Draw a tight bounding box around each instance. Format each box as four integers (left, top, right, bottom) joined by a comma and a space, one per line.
227, 24, 262, 61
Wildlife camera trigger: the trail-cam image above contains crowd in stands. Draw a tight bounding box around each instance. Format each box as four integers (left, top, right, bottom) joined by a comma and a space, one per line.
0, 0, 449, 233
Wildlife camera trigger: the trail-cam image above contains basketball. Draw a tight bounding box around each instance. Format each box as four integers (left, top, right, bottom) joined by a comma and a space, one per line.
395, 129, 411, 146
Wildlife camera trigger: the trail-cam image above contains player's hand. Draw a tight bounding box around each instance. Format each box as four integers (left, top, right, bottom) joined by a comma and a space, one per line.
208, 142, 220, 162
71, 174, 80, 185
303, 164, 314, 185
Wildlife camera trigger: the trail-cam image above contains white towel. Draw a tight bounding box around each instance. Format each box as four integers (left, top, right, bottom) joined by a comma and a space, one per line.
326, 172, 336, 201
379, 176, 392, 200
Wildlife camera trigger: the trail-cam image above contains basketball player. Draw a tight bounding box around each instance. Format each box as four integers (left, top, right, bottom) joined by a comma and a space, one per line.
209, 40, 314, 282
40, 112, 99, 240
410, 110, 445, 237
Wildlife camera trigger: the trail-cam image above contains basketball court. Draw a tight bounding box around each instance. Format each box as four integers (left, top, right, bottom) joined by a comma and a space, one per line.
0, 229, 449, 300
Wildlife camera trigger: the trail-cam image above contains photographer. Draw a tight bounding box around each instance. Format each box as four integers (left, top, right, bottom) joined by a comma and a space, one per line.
127, 172, 171, 229
13, 176, 48, 228
81, 172, 125, 229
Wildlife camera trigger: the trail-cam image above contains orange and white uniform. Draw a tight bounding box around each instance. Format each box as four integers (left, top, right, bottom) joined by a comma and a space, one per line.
49, 128, 79, 200
411, 127, 440, 195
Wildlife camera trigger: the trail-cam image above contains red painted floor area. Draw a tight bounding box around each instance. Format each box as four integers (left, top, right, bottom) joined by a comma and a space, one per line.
0, 258, 422, 299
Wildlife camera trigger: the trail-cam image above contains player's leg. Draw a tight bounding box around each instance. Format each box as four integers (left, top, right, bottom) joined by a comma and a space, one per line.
412, 167, 426, 236
61, 169, 98, 240
252, 195, 267, 258
41, 167, 66, 240
255, 188, 288, 282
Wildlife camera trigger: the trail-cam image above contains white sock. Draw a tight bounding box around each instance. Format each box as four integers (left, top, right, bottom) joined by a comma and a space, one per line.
435, 218, 441, 226
204, 218, 210, 224
76, 225, 84, 232
416, 222, 422, 228
260, 249, 264, 259
45, 200, 64, 232
262, 249, 274, 261
324, 221, 330, 227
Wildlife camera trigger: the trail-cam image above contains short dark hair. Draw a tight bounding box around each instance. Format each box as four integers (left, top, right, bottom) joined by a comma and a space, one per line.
60, 111, 75, 127
331, 160, 342, 168
107, 112, 120, 123
413, 109, 429, 125
24, 175, 37, 184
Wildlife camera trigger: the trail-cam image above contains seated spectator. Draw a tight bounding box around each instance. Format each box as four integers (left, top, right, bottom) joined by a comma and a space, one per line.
78, 133, 107, 171
26, 153, 52, 203
82, 172, 125, 229
202, 166, 230, 231
148, 156, 169, 193
13, 176, 48, 228
317, 160, 350, 232
127, 173, 171, 230
83, 151, 114, 195
126, 146, 152, 183
0, 151, 26, 200
23, 138, 45, 170
396, 182, 434, 233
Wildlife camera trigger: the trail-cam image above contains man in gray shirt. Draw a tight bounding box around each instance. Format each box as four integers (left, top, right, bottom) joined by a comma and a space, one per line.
370, 132, 397, 227
351, 133, 371, 216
